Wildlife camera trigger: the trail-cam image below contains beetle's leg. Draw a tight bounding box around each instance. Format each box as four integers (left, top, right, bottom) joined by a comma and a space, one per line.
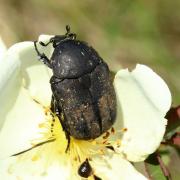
39, 25, 72, 47
34, 41, 52, 68
65, 132, 71, 153
39, 38, 53, 47
50, 76, 64, 85
38, 36, 60, 48
39, 26, 76, 49
51, 96, 71, 152
50, 96, 67, 132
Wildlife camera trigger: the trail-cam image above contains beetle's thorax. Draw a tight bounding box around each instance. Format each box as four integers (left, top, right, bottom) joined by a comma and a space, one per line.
50, 40, 102, 79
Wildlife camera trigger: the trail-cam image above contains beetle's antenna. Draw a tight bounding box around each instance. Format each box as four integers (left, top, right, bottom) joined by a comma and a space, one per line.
11, 138, 56, 156
66, 25, 71, 35
65, 25, 76, 40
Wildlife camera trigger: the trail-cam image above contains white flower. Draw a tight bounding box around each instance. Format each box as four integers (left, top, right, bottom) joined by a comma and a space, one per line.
0, 37, 7, 60
0, 35, 171, 180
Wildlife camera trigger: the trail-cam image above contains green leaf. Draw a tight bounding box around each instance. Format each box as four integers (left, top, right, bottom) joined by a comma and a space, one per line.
145, 153, 171, 180
145, 163, 166, 180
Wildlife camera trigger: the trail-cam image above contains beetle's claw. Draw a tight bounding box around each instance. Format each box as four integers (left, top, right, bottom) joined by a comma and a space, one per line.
39, 41, 46, 46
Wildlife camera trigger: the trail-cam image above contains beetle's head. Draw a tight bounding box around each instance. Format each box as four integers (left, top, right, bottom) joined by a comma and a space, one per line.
40, 25, 76, 48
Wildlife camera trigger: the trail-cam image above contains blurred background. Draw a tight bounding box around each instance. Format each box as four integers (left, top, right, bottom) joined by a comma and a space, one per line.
0, 0, 180, 105
0, 0, 179, 179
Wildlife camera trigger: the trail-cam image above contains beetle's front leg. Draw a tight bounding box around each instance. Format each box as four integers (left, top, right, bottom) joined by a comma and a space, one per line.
34, 41, 52, 68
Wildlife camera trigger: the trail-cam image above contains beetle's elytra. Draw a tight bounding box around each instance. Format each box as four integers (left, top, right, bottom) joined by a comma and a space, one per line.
34, 25, 116, 148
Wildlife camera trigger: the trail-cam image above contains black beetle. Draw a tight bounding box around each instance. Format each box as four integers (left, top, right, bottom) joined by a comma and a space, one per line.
34, 26, 116, 151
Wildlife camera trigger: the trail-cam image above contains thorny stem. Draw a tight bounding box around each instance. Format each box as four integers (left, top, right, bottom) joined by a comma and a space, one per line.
144, 162, 153, 180
144, 152, 172, 180
156, 153, 172, 180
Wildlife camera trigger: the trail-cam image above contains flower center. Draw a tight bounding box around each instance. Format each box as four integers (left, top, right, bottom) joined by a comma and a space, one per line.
9, 100, 127, 179
36, 105, 126, 157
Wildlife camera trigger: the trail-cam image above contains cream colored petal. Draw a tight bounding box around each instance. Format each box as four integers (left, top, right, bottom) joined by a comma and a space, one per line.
0, 140, 72, 179
0, 37, 55, 157
91, 153, 147, 180
0, 51, 20, 130
0, 85, 47, 158
114, 64, 171, 162
0, 37, 7, 59
0, 156, 71, 180
7, 35, 54, 106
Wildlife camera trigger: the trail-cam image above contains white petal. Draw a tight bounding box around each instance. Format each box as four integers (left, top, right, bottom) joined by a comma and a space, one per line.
0, 36, 55, 157
0, 156, 71, 180
0, 37, 7, 59
91, 154, 147, 180
114, 64, 171, 162
7, 35, 54, 106
38, 34, 54, 42
0, 52, 20, 130
0, 86, 47, 158
131, 64, 171, 114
